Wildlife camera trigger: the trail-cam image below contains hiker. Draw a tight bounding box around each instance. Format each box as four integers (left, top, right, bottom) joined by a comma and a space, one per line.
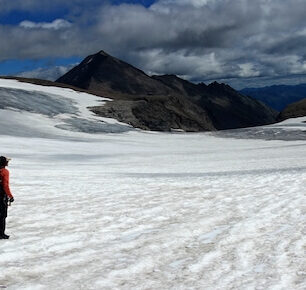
0, 156, 14, 239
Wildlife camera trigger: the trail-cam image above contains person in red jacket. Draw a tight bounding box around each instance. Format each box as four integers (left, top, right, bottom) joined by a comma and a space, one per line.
0, 156, 14, 239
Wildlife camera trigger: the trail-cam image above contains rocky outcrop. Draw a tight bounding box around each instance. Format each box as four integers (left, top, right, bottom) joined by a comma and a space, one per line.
90, 95, 215, 132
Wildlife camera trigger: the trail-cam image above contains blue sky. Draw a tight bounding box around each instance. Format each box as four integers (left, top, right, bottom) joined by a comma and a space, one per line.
1, 0, 306, 88
0, 57, 81, 75
0, 1, 156, 25
0, 9, 68, 25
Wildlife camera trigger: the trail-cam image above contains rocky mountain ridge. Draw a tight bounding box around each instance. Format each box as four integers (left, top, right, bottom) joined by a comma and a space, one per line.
56, 50, 277, 131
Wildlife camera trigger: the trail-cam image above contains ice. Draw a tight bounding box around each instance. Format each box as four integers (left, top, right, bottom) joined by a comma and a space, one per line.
0, 79, 305, 289
0, 79, 133, 137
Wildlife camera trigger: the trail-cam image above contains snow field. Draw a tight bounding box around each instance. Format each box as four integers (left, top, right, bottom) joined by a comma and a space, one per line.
0, 131, 305, 290
0, 79, 132, 137
0, 79, 305, 289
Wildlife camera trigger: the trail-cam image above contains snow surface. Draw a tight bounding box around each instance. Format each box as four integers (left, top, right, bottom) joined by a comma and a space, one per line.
211, 117, 306, 141
0, 79, 133, 137
0, 79, 305, 289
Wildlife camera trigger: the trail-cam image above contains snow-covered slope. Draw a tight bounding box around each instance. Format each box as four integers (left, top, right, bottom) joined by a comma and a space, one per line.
0, 79, 305, 289
0, 79, 133, 138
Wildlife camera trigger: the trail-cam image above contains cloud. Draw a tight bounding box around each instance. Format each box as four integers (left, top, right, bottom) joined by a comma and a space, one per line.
1, 0, 306, 88
0, 0, 99, 13
0, 24, 83, 60
238, 63, 260, 78
154, 0, 216, 9
16, 65, 76, 80
19, 19, 72, 30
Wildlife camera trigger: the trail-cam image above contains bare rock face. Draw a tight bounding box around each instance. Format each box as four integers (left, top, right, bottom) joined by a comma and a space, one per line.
57, 50, 277, 131
153, 75, 278, 130
278, 98, 306, 121
90, 95, 215, 132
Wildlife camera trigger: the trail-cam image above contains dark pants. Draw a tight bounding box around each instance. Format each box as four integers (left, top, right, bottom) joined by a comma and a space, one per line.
0, 189, 8, 236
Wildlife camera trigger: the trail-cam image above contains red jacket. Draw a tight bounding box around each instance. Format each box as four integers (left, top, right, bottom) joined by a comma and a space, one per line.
0, 168, 14, 199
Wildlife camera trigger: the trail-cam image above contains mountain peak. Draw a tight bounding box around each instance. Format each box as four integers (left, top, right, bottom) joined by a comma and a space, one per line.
97, 50, 110, 56
57, 50, 173, 97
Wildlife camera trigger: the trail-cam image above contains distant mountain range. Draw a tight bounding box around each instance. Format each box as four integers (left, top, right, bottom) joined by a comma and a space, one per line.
240, 84, 306, 111
56, 50, 277, 131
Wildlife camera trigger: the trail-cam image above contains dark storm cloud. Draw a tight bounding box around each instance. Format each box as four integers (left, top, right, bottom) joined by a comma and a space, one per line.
264, 34, 306, 56
1, 0, 306, 87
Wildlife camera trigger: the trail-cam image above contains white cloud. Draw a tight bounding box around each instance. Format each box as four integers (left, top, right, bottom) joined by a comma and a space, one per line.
19, 19, 72, 30
157, 0, 215, 8
238, 63, 260, 78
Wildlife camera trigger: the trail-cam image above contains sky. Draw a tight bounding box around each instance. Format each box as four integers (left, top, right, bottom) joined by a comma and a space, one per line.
1, 0, 306, 89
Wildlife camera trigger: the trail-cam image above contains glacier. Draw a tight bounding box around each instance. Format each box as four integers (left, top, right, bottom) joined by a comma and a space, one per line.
0, 79, 305, 289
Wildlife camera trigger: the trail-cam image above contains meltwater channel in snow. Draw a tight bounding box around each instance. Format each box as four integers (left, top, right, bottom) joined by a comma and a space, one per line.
0, 79, 305, 289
